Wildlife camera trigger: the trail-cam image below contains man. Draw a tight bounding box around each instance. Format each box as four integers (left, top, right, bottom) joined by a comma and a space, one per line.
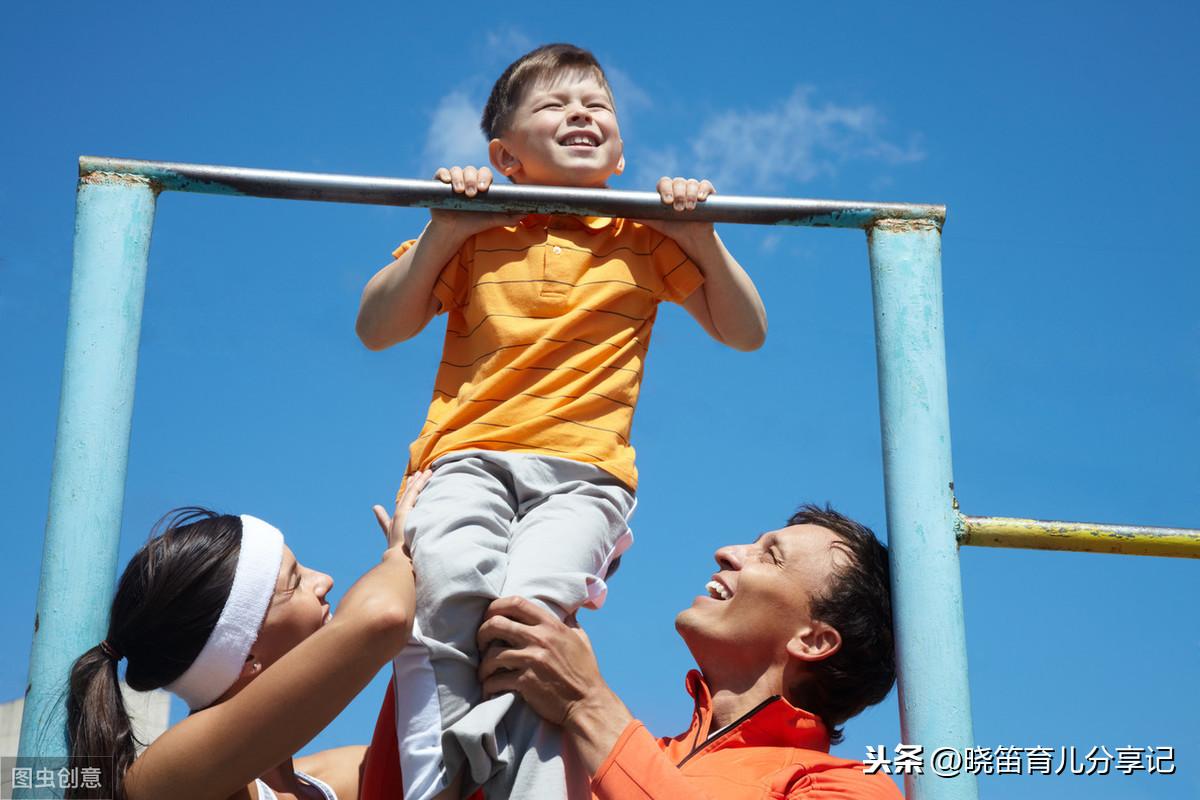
360, 504, 903, 798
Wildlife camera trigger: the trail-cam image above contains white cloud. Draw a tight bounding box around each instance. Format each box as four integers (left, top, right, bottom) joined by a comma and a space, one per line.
606, 65, 652, 115
639, 86, 924, 194
632, 145, 680, 188
485, 27, 534, 60
422, 91, 487, 173
420, 82, 921, 195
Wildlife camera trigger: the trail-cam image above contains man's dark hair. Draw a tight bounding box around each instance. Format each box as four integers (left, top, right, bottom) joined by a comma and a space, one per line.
481, 43, 613, 140
787, 504, 895, 744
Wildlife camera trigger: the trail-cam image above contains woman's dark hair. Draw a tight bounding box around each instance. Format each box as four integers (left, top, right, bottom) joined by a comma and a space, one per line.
65, 508, 242, 799
787, 504, 895, 745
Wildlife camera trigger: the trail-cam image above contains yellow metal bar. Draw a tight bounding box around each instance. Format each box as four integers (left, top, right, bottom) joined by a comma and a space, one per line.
957, 514, 1200, 558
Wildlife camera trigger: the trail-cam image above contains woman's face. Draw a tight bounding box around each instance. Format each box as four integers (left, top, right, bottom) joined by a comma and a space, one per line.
252, 545, 334, 670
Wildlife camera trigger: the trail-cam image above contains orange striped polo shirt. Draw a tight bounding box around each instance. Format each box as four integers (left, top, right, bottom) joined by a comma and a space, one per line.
394, 215, 704, 490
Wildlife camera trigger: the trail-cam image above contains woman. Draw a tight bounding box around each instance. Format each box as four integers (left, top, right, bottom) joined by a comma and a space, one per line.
65, 471, 432, 800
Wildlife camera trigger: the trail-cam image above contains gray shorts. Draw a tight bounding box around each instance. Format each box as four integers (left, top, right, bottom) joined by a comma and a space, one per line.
392, 450, 635, 800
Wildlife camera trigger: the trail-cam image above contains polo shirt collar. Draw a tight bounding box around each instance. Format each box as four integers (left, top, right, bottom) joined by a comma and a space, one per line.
518, 214, 616, 232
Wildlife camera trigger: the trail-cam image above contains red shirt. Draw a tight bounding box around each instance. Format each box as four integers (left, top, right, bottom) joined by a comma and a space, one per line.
360, 671, 902, 799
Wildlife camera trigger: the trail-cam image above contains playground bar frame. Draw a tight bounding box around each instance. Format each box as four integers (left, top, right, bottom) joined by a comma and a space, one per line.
24, 157, 970, 800
30, 154, 1196, 799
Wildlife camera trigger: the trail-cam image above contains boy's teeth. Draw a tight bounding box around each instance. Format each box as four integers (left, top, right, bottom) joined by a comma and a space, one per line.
705, 580, 731, 600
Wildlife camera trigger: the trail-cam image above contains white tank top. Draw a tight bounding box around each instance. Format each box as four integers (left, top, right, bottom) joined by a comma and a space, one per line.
253, 770, 337, 800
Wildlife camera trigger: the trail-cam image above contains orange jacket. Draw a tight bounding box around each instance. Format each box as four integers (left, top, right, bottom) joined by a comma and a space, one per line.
360, 671, 902, 799
590, 670, 902, 799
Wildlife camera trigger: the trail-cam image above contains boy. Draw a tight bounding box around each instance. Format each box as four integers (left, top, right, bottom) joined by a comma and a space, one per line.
357, 43, 766, 799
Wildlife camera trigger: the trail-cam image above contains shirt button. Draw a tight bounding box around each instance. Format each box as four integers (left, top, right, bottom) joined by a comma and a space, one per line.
552, 245, 562, 255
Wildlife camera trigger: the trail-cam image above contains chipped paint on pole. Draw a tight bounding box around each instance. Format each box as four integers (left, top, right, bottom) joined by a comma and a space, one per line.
18, 174, 157, 761
868, 218, 977, 800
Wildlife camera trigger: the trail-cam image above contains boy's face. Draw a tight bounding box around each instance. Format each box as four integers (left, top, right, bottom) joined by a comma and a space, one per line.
489, 70, 624, 188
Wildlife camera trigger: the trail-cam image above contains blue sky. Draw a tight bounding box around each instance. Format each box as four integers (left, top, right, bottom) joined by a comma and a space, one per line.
2, 2, 1197, 797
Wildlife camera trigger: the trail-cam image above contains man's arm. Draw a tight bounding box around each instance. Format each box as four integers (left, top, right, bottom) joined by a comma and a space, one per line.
478, 598, 729, 800
477, 597, 632, 770
355, 166, 519, 350
640, 177, 767, 352
477, 598, 899, 799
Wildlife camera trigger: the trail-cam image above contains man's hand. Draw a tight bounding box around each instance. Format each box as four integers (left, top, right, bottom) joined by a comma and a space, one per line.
430, 165, 522, 238
478, 597, 634, 772
478, 597, 601, 726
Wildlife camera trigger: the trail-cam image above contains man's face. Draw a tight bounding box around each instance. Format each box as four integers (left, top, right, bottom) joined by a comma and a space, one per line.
490, 70, 623, 188
676, 524, 847, 672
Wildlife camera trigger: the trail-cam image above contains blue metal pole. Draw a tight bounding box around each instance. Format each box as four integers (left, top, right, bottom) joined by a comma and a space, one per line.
868, 220, 976, 800
18, 174, 156, 759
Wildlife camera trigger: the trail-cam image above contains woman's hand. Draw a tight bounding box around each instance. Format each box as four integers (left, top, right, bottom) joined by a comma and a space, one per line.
373, 469, 432, 551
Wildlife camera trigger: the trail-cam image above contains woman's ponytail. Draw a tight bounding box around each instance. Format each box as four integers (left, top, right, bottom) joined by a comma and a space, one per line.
59, 508, 243, 800
65, 645, 137, 799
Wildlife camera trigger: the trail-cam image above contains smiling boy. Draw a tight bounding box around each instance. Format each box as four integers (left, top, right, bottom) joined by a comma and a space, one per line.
356, 43, 766, 799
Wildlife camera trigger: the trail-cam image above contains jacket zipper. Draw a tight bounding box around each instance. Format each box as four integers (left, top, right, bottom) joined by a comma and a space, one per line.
676, 695, 781, 767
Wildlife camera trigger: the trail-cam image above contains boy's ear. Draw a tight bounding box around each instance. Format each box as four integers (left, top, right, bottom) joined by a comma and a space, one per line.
614, 153, 625, 176
489, 139, 520, 177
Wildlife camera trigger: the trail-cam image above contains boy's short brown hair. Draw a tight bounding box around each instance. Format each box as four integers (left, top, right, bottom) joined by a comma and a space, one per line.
481, 43, 614, 140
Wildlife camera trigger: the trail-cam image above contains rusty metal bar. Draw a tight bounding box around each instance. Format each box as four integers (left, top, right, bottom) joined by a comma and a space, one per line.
957, 514, 1200, 558
78, 156, 945, 229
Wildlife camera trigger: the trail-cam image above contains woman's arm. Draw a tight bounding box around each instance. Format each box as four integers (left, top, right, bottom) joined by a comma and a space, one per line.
123, 473, 430, 800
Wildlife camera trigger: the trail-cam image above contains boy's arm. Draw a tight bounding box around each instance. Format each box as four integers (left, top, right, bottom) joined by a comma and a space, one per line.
675, 227, 766, 352
355, 166, 518, 351
356, 219, 467, 350
642, 177, 767, 352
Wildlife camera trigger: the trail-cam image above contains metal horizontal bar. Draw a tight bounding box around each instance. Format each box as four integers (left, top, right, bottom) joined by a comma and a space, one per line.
79, 156, 945, 229
957, 514, 1200, 559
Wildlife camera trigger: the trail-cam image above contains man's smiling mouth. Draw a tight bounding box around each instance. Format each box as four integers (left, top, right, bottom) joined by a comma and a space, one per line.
705, 579, 732, 601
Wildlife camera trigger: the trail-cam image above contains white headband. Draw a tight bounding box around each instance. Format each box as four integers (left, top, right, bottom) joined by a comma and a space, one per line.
166, 514, 284, 710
